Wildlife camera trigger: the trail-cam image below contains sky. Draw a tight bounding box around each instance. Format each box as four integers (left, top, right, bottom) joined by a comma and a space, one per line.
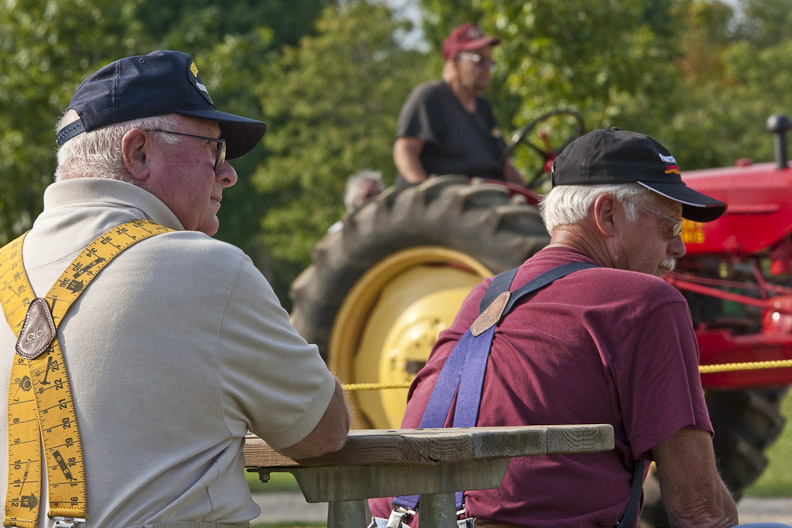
382, 0, 428, 50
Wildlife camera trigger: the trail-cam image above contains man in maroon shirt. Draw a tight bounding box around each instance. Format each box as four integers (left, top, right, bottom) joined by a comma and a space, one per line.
370, 129, 759, 527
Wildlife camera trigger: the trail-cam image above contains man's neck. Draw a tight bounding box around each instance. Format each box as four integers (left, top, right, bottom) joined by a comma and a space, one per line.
442, 66, 479, 113
548, 225, 614, 270
447, 79, 478, 112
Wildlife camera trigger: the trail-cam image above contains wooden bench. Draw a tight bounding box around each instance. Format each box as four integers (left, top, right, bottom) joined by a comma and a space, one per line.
244, 425, 614, 527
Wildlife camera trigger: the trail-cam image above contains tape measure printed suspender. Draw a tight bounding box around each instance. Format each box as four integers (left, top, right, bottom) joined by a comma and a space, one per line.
0, 220, 173, 528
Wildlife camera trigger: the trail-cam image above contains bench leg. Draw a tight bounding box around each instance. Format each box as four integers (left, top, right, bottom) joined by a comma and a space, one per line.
327, 499, 367, 528
416, 492, 457, 527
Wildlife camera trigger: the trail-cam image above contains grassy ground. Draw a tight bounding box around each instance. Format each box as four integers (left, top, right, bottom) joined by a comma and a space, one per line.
247, 472, 317, 528
246, 470, 300, 493
744, 389, 792, 496
250, 522, 320, 528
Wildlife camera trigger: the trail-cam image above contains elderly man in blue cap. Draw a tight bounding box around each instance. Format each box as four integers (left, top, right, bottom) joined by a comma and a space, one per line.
0, 50, 348, 528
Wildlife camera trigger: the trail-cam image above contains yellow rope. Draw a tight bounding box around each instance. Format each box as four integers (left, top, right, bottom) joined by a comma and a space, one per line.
698, 359, 792, 374
342, 359, 792, 392
341, 381, 412, 392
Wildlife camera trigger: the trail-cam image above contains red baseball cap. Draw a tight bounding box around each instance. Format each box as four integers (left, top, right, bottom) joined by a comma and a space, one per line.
442, 23, 500, 61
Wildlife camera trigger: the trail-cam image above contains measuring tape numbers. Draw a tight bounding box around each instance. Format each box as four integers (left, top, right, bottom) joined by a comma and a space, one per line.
0, 220, 172, 528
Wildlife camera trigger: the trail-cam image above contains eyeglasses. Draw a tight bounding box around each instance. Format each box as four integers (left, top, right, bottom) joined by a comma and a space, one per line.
637, 204, 683, 238
146, 129, 226, 172
458, 52, 496, 70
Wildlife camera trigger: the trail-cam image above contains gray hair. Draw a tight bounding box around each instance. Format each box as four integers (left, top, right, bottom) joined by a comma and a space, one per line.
539, 183, 653, 233
344, 170, 384, 212
54, 114, 180, 182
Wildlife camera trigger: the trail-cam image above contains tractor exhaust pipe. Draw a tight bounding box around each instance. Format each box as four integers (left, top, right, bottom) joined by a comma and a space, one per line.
766, 114, 792, 169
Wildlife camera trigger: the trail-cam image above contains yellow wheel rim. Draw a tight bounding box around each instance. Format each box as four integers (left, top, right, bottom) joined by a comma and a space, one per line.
328, 246, 492, 428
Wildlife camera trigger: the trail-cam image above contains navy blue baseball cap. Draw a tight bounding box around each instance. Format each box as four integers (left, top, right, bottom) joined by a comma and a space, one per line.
56, 50, 267, 159
551, 128, 726, 222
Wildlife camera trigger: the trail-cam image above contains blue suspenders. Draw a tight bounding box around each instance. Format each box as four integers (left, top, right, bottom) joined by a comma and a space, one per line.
390, 261, 645, 528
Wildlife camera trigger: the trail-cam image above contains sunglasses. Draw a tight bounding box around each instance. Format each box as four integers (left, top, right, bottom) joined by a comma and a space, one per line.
458, 52, 497, 71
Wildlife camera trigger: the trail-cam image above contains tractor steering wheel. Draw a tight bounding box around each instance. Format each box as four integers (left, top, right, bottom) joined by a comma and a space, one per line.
502, 109, 585, 190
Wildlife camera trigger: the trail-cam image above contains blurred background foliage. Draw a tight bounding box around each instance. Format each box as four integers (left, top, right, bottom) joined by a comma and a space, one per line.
2, 0, 792, 306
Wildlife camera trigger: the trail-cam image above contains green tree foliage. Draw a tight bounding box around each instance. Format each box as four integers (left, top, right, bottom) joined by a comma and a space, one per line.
412, 0, 687, 170
477, 1, 684, 137
4, 0, 792, 305
0, 0, 151, 243
0, 0, 326, 253
461, 0, 792, 172
733, 0, 792, 48
415, 0, 484, 51
192, 32, 278, 257
133, 0, 334, 49
124, 1, 335, 259
248, 1, 433, 303
658, 0, 792, 168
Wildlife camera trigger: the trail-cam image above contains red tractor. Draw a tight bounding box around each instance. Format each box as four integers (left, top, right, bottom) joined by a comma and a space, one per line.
289, 111, 792, 524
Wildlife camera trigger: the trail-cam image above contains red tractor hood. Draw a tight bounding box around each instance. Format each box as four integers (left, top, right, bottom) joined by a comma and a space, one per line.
681, 162, 792, 255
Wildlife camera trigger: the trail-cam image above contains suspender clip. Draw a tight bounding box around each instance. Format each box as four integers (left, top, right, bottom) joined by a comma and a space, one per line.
386, 506, 415, 528
52, 516, 86, 528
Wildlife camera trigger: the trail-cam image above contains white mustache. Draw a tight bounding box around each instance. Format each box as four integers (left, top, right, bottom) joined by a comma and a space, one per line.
660, 258, 676, 272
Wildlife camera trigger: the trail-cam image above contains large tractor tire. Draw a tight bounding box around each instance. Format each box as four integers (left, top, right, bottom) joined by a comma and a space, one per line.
290, 175, 549, 428
639, 386, 788, 527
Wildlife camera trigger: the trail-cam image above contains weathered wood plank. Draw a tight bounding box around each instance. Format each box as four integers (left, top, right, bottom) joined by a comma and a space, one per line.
245, 425, 615, 528
243, 425, 614, 469
273, 458, 511, 502
544, 425, 617, 455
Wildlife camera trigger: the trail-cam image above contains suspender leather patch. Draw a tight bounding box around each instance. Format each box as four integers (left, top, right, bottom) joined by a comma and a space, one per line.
15, 298, 56, 360
470, 291, 510, 336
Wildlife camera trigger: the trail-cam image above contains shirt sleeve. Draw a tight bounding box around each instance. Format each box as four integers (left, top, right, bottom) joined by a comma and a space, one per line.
612, 296, 713, 459
397, 83, 441, 144
216, 256, 337, 449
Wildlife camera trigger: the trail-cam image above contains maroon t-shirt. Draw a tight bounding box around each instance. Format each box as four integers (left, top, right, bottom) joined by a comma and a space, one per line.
370, 246, 712, 527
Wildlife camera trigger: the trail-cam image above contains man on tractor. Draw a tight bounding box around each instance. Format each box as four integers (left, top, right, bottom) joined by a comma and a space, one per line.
393, 22, 526, 185
370, 128, 791, 527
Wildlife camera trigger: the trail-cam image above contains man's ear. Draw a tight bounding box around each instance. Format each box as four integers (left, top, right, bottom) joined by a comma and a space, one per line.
121, 128, 151, 182
592, 193, 618, 237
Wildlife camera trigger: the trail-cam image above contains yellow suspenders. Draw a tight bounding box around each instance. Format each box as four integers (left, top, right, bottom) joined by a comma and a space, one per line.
0, 220, 173, 528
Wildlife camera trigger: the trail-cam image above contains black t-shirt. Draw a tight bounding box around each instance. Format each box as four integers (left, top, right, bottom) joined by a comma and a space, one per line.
396, 80, 508, 181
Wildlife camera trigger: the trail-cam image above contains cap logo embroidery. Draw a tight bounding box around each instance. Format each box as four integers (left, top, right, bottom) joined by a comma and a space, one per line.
468, 27, 484, 39
659, 153, 680, 174
188, 60, 213, 104
196, 81, 210, 96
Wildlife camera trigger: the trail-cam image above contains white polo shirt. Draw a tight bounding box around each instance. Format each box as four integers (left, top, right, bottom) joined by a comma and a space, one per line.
0, 178, 337, 527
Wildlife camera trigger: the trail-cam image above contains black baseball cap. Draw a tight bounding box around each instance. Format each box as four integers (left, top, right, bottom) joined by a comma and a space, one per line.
551, 128, 726, 222
56, 50, 267, 159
